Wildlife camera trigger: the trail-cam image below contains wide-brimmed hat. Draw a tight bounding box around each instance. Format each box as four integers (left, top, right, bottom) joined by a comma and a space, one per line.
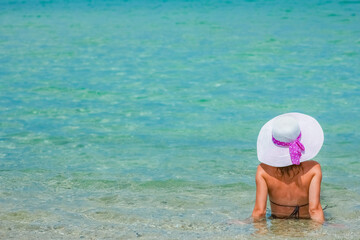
257, 113, 324, 167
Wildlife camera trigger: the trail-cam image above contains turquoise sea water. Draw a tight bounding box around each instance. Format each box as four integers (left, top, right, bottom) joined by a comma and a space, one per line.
1, 0, 360, 239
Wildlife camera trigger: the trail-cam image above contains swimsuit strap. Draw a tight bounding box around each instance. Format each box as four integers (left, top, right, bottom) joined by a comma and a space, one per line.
289, 205, 300, 219
270, 199, 309, 208
270, 200, 309, 219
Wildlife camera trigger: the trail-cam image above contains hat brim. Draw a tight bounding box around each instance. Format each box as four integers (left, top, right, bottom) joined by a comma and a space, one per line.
257, 113, 324, 167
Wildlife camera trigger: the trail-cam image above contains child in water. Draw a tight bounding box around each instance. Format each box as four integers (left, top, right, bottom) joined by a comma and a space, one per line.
252, 113, 325, 223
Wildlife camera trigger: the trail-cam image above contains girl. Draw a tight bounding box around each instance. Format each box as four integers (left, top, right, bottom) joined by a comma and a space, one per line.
252, 113, 325, 223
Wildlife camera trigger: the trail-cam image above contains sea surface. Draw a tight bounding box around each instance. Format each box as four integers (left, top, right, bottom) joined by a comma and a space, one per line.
0, 0, 360, 239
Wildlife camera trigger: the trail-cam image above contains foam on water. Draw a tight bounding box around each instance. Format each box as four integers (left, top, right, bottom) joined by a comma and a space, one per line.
1, 0, 360, 239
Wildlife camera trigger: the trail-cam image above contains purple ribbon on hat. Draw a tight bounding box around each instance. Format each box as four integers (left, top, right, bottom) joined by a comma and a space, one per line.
272, 133, 305, 165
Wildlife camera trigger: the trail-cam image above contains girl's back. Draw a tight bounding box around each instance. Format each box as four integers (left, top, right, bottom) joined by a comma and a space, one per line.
259, 161, 321, 218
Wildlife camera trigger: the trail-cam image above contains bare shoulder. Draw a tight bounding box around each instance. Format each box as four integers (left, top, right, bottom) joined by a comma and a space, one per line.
256, 164, 266, 175
302, 160, 322, 175
257, 163, 275, 177
255, 164, 269, 184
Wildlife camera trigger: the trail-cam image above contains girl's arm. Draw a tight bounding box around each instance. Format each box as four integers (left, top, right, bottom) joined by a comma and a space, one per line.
252, 164, 268, 221
308, 163, 325, 224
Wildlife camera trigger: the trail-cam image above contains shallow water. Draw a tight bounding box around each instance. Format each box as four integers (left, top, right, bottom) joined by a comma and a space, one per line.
1, 0, 360, 239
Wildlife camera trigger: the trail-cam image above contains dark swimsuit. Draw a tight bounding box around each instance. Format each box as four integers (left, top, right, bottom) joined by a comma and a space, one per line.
270, 200, 309, 219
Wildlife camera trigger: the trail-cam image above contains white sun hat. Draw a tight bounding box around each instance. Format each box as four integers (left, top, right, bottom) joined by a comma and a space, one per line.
257, 113, 324, 167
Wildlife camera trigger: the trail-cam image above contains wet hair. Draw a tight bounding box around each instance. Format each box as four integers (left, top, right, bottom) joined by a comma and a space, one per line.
277, 164, 303, 177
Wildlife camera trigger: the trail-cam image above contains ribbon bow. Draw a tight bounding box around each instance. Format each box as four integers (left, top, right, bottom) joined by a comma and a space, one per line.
272, 133, 305, 165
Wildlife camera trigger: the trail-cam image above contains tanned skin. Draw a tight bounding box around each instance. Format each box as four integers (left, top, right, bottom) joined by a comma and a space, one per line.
252, 160, 324, 224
